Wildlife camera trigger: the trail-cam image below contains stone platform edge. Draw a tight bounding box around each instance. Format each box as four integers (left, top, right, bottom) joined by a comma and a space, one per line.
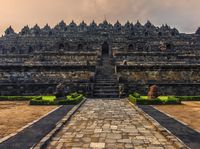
0, 105, 62, 144
128, 100, 189, 149
32, 97, 87, 149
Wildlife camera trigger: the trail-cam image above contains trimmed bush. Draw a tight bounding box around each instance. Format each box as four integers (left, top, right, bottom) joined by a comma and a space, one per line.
29, 93, 84, 105
30, 99, 54, 105
128, 93, 181, 105
128, 95, 137, 103
56, 99, 80, 105
30, 96, 55, 105
67, 94, 83, 100
175, 96, 200, 101
70, 92, 79, 98
131, 92, 141, 98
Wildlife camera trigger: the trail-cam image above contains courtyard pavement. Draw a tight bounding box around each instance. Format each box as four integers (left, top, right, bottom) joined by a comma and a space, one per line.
47, 99, 178, 149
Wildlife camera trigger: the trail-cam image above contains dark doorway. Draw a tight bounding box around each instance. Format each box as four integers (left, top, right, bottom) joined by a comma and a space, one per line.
102, 42, 109, 56
128, 44, 134, 50
77, 44, 83, 50
166, 43, 172, 50
59, 43, 64, 49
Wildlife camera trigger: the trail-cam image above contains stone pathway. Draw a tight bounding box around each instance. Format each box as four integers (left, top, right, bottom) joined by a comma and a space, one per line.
47, 99, 177, 149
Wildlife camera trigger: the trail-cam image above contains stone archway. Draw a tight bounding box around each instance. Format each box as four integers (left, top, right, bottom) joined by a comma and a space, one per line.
102, 42, 109, 56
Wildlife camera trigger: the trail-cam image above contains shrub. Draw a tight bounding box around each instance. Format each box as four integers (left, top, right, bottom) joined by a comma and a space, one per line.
128, 94, 181, 105
131, 92, 141, 98
175, 96, 200, 101
34, 97, 43, 100
67, 93, 83, 101
128, 95, 137, 103
56, 99, 80, 105
136, 98, 162, 105
30, 99, 54, 105
29, 93, 84, 105
70, 92, 79, 98
166, 96, 181, 104
30, 96, 55, 105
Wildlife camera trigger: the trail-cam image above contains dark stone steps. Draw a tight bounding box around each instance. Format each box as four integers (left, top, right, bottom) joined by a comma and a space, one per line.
93, 56, 119, 98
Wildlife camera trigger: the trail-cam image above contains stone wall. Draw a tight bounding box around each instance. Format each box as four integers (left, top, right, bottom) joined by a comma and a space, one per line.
124, 83, 200, 96
118, 70, 200, 82
1, 21, 200, 96
0, 83, 92, 96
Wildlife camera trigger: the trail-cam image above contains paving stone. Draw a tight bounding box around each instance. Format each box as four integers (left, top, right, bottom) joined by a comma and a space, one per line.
90, 142, 105, 148
107, 133, 122, 139
94, 129, 102, 133
124, 143, 134, 149
47, 99, 177, 149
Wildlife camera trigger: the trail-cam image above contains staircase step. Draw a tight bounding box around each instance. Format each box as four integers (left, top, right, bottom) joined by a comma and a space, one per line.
94, 86, 118, 89
95, 77, 117, 81
93, 56, 120, 98
94, 89, 119, 93
95, 79, 118, 81
93, 93, 119, 98
94, 83, 118, 87
95, 81, 117, 84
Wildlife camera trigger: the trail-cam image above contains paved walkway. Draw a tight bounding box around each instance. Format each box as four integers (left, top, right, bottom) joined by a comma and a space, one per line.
47, 99, 177, 149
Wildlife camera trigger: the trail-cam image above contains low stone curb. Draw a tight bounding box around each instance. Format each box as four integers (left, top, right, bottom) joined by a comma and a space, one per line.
0, 105, 61, 144
128, 100, 189, 149
32, 98, 87, 149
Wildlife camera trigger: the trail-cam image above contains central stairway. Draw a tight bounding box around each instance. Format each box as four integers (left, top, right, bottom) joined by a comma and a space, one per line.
93, 56, 119, 98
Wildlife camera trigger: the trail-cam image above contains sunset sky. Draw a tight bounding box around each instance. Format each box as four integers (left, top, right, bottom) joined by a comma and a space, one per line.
0, 0, 200, 35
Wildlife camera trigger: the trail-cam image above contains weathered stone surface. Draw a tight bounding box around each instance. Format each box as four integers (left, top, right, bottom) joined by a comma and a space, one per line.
0, 20, 200, 96
47, 99, 177, 149
90, 142, 105, 148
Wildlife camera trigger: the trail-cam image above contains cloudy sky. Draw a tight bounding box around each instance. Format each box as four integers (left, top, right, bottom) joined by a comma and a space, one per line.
0, 0, 200, 35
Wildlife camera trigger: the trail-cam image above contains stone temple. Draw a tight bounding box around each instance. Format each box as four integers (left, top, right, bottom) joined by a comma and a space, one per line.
1, 20, 200, 97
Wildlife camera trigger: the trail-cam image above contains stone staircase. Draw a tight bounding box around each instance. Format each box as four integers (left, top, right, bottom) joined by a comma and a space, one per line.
93, 56, 119, 98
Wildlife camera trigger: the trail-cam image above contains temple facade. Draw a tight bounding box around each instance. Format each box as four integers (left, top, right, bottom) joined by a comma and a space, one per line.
1, 20, 200, 97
